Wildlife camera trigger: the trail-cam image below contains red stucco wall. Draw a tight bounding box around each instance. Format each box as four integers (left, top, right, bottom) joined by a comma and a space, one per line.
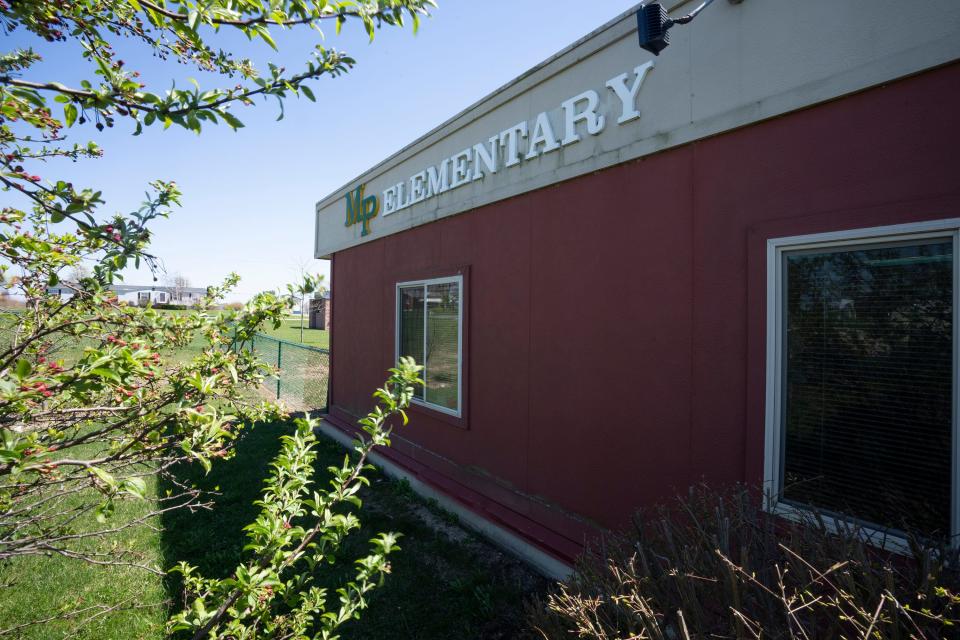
327, 62, 960, 562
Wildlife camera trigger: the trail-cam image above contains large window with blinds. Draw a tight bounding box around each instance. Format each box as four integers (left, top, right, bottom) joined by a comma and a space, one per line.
765, 221, 958, 541
396, 275, 463, 417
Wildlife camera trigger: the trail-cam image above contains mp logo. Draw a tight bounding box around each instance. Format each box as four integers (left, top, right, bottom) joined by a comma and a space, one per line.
344, 184, 379, 236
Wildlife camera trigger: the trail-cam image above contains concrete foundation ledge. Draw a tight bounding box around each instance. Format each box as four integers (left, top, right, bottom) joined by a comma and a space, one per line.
316, 418, 574, 582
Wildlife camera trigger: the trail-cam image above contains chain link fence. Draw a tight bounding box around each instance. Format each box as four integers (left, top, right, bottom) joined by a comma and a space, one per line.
240, 334, 330, 413
2, 309, 330, 412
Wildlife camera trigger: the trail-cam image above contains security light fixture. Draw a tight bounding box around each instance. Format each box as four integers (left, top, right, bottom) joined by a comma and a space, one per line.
637, 0, 725, 56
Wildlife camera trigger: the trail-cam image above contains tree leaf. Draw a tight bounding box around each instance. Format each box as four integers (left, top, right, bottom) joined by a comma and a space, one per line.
14, 359, 31, 379
90, 367, 122, 383
219, 110, 245, 130
64, 103, 77, 128
122, 476, 147, 499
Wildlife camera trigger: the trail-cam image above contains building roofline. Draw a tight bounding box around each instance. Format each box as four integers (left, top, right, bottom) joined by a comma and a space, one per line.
312, 2, 661, 214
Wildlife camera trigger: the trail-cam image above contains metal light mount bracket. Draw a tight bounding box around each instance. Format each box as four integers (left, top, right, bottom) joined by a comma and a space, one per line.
637, 0, 732, 56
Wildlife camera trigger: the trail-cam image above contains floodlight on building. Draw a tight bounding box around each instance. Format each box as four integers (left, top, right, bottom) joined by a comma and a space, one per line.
637, 0, 737, 56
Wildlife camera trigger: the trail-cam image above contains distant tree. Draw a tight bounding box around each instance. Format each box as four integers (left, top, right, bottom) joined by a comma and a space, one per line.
165, 272, 191, 302
292, 271, 326, 342
0, 288, 22, 309
69, 264, 91, 283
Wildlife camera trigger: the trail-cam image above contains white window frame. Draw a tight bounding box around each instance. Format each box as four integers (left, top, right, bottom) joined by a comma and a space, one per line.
395, 274, 464, 418
764, 218, 960, 549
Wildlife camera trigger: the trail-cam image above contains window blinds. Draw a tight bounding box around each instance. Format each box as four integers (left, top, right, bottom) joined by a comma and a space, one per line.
398, 286, 425, 401
781, 239, 953, 536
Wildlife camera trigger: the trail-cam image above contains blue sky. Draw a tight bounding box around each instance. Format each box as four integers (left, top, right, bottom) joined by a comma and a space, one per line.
8, 1, 641, 300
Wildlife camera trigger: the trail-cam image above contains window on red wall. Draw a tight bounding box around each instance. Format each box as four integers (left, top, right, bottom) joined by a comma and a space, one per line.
765, 220, 958, 543
396, 275, 463, 417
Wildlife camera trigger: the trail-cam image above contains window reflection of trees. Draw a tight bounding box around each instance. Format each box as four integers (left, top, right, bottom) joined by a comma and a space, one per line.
399, 287, 425, 400
425, 283, 459, 411
783, 240, 953, 536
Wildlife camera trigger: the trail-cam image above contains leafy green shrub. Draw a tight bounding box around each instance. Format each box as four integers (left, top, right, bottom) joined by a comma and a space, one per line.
168, 358, 422, 640
149, 304, 191, 311
528, 485, 960, 640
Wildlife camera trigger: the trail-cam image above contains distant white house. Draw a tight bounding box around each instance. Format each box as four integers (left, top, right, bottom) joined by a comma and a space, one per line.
47, 283, 210, 306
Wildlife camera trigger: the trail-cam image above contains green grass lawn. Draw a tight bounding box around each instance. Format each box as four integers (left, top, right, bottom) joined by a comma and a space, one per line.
0, 449, 168, 639
0, 422, 546, 639
0, 310, 544, 638
2, 310, 327, 351
258, 316, 329, 349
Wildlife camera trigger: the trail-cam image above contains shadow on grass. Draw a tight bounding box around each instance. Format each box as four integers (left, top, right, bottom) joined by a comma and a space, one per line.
159, 422, 289, 609
160, 420, 548, 640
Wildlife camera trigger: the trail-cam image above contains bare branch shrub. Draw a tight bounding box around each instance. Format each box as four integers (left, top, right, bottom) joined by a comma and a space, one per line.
528, 485, 960, 640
